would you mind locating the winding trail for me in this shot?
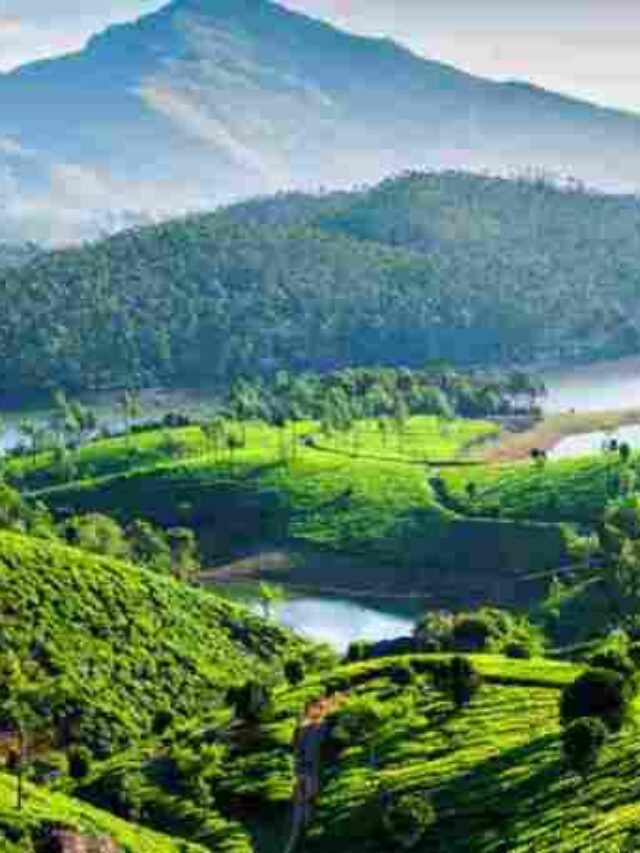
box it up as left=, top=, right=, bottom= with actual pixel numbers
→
left=285, top=694, right=346, bottom=853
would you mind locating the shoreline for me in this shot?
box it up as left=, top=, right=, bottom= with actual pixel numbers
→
left=481, top=408, right=640, bottom=463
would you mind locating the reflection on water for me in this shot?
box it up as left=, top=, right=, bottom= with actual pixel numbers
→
left=269, top=597, right=415, bottom=652
left=543, top=355, right=640, bottom=414
left=264, top=596, right=414, bottom=652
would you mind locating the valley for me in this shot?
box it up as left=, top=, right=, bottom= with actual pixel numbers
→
left=1, top=2, right=640, bottom=845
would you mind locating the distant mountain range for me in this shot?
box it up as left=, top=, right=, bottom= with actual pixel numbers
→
left=1, top=0, right=640, bottom=244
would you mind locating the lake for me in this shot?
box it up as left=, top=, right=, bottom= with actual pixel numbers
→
left=542, top=355, right=640, bottom=414
left=215, top=582, right=419, bottom=652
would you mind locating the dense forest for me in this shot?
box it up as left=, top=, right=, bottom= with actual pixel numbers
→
left=2, top=171, right=640, bottom=395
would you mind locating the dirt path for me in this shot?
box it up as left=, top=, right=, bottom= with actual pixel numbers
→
left=285, top=694, right=346, bottom=853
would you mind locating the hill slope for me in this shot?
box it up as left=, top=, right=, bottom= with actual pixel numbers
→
left=1, top=0, right=640, bottom=241
left=0, top=530, right=308, bottom=755
left=32, top=420, right=570, bottom=605
left=2, top=172, right=640, bottom=394
left=0, top=770, right=207, bottom=852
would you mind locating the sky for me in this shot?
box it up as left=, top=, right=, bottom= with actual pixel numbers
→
left=1, top=0, right=639, bottom=113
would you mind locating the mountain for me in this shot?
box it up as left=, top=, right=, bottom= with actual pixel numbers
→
left=1, top=0, right=640, bottom=243
left=2, top=171, right=640, bottom=394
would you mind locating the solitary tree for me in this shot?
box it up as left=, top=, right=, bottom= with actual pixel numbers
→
left=257, top=582, right=286, bottom=620
left=562, top=716, right=607, bottom=777
left=167, top=528, right=200, bottom=581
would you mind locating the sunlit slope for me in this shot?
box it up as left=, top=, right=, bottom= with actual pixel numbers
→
left=0, top=530, right=305, bottom=753
left=32, top=420, right=570, bottom=599
left=0, top=771, right=207, bottom=852
left=280, top=656, right=640, bottom=853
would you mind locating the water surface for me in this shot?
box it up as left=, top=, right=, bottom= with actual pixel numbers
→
left=270, top=596, right=415, bottom=652
left=543, top=355, right=640, bottom=414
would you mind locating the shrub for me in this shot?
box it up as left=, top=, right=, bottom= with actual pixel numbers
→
left=433, top=656, right=481, bottom=709
left=382, top=791, right=437, bottom=849
left=587, top=649, right=636, bottom=682
left=284, top=658, right=306, bottom=686
left=562, top=717, right=607, bottom=776
left=390, top=663, right=415, bottom=687
left=67, top=745, right=92, bottom=780
left=561, top=667, right=631, bottom=731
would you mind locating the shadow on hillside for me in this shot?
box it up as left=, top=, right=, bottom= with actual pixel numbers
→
left=431, top=732, right=567, bottom=850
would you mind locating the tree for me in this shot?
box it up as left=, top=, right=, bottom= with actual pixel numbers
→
left=432, top=656, right=481, bottom=709
left=227, top=681, right=273, bottom=724
left=530, top=447, right=547, bottom=469
left=0, top=655, right=53, bottom=810
left=202, top=416, right=229, bottom=462
left=561, top=667, right=631, bottom=732
left=126, top=519, right=171, bottom=573
left=66, top=513, right=130, bottom=560
left=562, top=717, right=607, bottom=776
left=382, top=792, right=436, bottom=850
left=620, top=442, right=633, bottom=464
left=120, top=390, right=141, bottom=439
left=587, top=649, right=636, bottom=682
left=257, top=582, right=286, bottom=620
left=167, top=528, right=200, bottom=581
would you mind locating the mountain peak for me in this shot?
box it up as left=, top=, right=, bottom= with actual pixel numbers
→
left=0, top=0, right=639, bottom=244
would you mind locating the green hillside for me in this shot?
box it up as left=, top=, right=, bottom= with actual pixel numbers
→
left=71, top=650, right=640, bottom=853
left=0, top=530, right=309, bottom=755
left=3, top=172, right=640, bottom=395
left=301, top=655, right=640, bottom=853
left=439, top=454, right=632, bottom=524
left=30, top=419, right=570, bottom=599
left=0, top=770, right=207, bottom=852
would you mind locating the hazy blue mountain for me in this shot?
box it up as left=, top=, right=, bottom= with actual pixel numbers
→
left=1, top=0, right=640, bottom=243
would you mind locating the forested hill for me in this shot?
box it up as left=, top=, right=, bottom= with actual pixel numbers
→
left=3, top=171, right=640, bottom=395
left=0, top=241, right=39, bottom=269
